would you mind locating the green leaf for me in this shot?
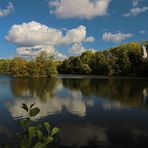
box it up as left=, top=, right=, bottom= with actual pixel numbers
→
left=30, top=103, right=35, bottom=109
left=21, top=103, right=28, bottom=112
left=32, top=142, right=44, bottom=148
left=43, top=136, right=53, bottom=145
left=44, top=122, right=50, bottom=133
left=36, top=130, right=43, bottom=141
left=28, top=126, right=36, bottom=138
left=18, top=119, right=30, bottom=131
left=51, top=127, right=60, bottom=136
left=29, top=107, right=40, bottom=117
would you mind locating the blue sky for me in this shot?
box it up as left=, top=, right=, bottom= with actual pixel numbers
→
left=0, top=0, right=148, bottom=59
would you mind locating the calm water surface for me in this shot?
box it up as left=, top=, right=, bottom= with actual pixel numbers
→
left=0, top=75, right=148, bottom=147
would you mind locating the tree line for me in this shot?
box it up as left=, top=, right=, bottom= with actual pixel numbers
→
left=58, top=41, right=148, bottom=77
left=0, top=52, right=58, bottom=77
left=0, top=41, right=148, bottom=77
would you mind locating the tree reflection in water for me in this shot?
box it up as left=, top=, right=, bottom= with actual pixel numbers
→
left=10, top=78, right=59, bottom=101
left=9, top=77, right=148, bottom=109
left=62, top=78, right=148, bottom=107
left=2, top=77, right=148, bottom=147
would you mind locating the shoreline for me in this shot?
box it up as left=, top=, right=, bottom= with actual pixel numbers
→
left=0, top=74, right=148, bottom=79
left=57, top=74, right=148, bottom=79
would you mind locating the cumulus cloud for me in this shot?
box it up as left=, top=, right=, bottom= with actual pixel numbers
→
left=6, top=22, right=94, bottom=46
left=123, top=6, right=148, bottom=17
left=62, top=25, right=90, bottom=44
left=85, top=36, right=95, bottom=42
left=123, top=0, right=147, bottom=17
left=102, top=32, right=134, bottom=42
left=16, top=45, right=55, bottom=57
left=5, top=21, right=63, bottom=46
left=69, top=43, right=95, bottom=55
left=16, top=45, right=67, bottom=60
left=6, top=21, right=94, bottom=59
left=139, top=30, right=146, bottom=34
left=0, top=2, right=14, bottom=17
left=132, top=0, right=141, bottom=7
left=54, top=51, right=68, bottom=60
left=49, top=0, right=111, bottom=19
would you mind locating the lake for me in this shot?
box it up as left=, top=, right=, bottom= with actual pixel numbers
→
left=0, top=75, right=148, bottom=148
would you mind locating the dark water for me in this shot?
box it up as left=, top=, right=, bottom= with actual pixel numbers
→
left=0, top=75, right=148, bottom=148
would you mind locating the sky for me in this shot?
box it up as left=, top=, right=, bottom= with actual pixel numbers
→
left=0, top=0, right=148, bottom=59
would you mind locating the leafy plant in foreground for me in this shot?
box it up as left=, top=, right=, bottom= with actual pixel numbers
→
left=17, top=103, right=60, bottom=148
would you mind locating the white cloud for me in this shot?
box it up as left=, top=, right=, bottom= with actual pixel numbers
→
left=123, top=6, right=148, bottom=17
left=0, top=2, right=14, bottom=17
left=5, top=21, right=63, bottom=46
left=16, top=45, right=55, bottom=57
left=49, top=0, right=111, bottom=19
left=102, top=32, right=134, bottom=42
left=54, top=51, right=68, bottom=60
left=123, top=0, right=147, bottom=17
left=69, top=43, right=95, bottom=55
left=132, top=0, right=145, bottom=7
left=69, top=43, right=87, bottom=55
left=16, top=45, right=67, bottom=60
left=62, top=25, right=88, bottom=44
left=6, top=21, right=94, bottom=46
left=6, top=21, right=94, bottom=59
left=85, top=36, right=95, bottom=42
left=132, top=0, right=141, bottom=7
left=139, top=30, right=146, bottom=34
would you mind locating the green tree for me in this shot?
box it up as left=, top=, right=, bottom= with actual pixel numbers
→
left=80, top=51, right=94, bottom=64
left=10, top=58, right=29, bottom=77
left=0, top=60, right=11, bottom=74
left=90, top=51, right=110, bottom=75
left=127, top=42, right=143, bottom=74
